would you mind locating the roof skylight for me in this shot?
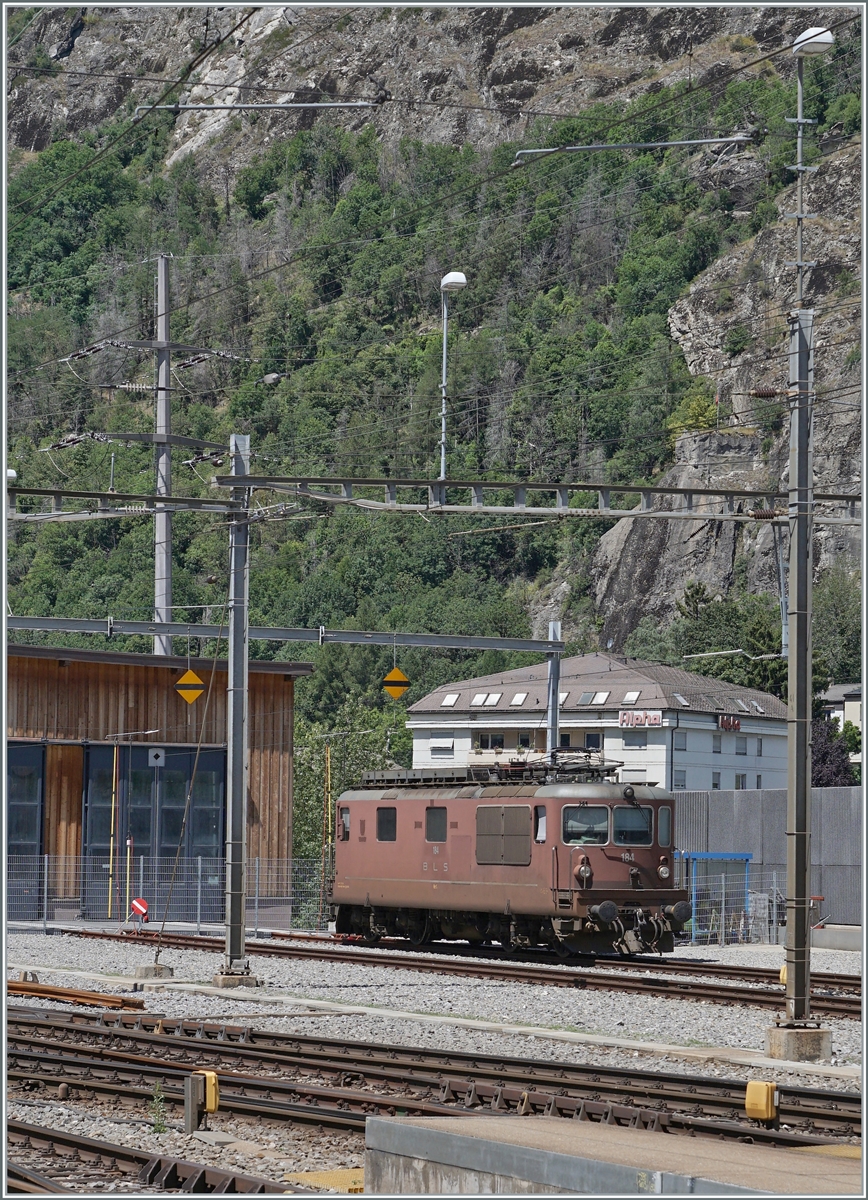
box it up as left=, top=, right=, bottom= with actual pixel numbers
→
left=672, top=692, right=691, bottom=707
left=751, top=700, right=765, bottom=714
left=440, top=693, right=459, bottom=708
left=591, top=690, right=610, bottom=705
left=483, top=692, right=502, bottom=706
left=470, top=693, right=487, bottom=707
left=622, top=690, right=641, bottom=705
left=578, top=691, right=595, bottom=705
left=510, top=692, right=528, bottom=706
left=735, top=698, right=750, bottom=713
left=559, top=691, right=569, bottom=705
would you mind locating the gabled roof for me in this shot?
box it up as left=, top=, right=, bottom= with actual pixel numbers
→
left=408, top=652, right=786, bottom=720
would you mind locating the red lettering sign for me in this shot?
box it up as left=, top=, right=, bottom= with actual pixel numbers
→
left=718, top=715, right=741, bottom=731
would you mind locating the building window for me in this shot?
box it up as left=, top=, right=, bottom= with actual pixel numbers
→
left=377, top=807, right=397, bottom=842
left=584, top=732, right=601, bottom=751
left=756, top=775, right=762, bottom=789
left=735, top=736, right=747, bottom=756
left=533, top=806, right=546, bottom=843
left=477, top=733, right=504, bottom=751
left=559, top=733, right=571, bottom=749
left=430, top=734, right=455, bottom=759
left=712, top=771, right=721, bottom=790
left=517, top=731, right=531, bottom=749
left=623, top=730, right=647, bottom=749
left=712, top=734, right=721, bottom=754
left=7, top=744, right=45, bottom=857
left=426, top=807, right=447, bottom=842
left=756, top=737, right=763, bottom=757
left=673, top=769, right=687, bottom=789
left=673, top=730, right=687, bottom=751
left=735, top=773, right=747, bottom=790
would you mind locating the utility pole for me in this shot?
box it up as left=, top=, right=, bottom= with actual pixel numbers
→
left=546, top=620, right=562, bottom=760
left=766, top=25, right=834, bottom=1062
left=215, top=433, right=256, bottom=986
left=154, top=254, right=172, bottom=655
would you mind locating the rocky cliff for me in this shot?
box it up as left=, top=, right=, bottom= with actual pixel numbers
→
left=593, top=137, right=861, bottom=648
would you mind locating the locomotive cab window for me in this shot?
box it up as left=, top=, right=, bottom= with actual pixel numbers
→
left=533, top=805, right=546, bottom=842
left=377, top=807, right=397, bottom=842
left=562, top=806, right=608, bottom=845
left=426, top=806, right=447, bottom=842
left=339, top=807, right=350, bottom=841
left=658, top=806, right=671, bottom=847
left=613, top=805, right=653, bottom=846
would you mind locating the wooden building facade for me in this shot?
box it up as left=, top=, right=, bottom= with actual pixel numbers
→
left=7, top=645, right=313, bottom=867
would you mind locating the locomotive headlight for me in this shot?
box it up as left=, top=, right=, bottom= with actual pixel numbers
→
left=574, top=856, right=593, bottom=883
left=578, top=864, right=592, bottom=880
left=657, top=856, right=671, bottom=881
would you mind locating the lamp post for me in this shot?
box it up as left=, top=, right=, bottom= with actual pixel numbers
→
left=766, top=24, right=834, bottom=1063
left=439, top=271, right=467, bottom=481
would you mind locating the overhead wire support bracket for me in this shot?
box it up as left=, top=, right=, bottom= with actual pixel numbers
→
left=511, top=134, right=754, bottom=167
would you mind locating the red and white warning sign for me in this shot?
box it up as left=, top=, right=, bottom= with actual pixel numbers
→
left=131, top=897, right=149, bottom=921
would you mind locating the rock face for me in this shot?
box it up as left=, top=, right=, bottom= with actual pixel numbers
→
left=7, top=4, right=847, bottom=181
left=594, top=137, right=861, bottom=648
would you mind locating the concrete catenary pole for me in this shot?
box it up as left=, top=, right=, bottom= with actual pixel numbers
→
left=154, top=254, right=172, bottom=655
left=222, top=433, right=251, bottom=978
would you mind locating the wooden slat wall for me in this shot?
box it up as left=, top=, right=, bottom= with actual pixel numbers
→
left=44, top=744, right=83, bottom=894
left=8, top=655, right=297, bottom=861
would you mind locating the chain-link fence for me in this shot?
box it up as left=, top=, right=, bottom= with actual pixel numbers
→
left=677, top=856, right=812, bottom=946
left=7, top=856, right=329, bottom=933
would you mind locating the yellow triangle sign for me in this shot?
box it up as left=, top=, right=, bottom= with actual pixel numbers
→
left=383, top=667, right=410, bottom=699
left=175, top=668, right=205, bottom=705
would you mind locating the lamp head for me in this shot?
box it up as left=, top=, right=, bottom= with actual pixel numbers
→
left=440, top=271, right=467, bottom=292
left=792, top=27, right=834, bottom=56
left=7, top=469, right=17, bottom=482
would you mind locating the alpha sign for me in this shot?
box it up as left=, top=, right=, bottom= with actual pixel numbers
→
left=718, top=714, right=742, bottom=731
left=619, top=710, right=662, bottom=727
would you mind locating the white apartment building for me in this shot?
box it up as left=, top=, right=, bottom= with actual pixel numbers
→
left=406, top=653, right=787, bottom=792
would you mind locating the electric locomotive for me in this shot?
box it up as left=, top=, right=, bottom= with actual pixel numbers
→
left=328, top=756, right=691, bottom=955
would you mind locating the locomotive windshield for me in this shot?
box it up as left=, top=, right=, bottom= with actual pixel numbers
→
left=613, top=805, right=653, bottom=846
left=562, top=805, right=609, bottom=844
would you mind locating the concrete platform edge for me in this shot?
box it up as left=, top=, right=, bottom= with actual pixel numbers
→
left=364, top=1118, right=768, bottom=1195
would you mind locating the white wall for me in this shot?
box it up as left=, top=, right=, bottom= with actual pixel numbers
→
left=409, top=714, right=787, bottom=790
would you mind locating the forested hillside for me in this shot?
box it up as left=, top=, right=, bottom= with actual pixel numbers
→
left=7, top=9, right=861, bottom=843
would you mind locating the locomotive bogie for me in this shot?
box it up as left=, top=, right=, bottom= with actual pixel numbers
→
left=329, top=777, right=691, bottom=955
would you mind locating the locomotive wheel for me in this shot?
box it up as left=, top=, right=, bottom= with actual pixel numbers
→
left=408, top=916, right=433, bottom=946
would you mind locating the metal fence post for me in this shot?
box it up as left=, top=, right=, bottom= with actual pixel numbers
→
left=719, top=872, right=726, bottom=948
left=196, top=856, right=202, bottom=936
left=254, top=857, right=260, bottom=940
left=139, top=856, right=144, bottom=900
left=43, top=854, right=49, bottom=934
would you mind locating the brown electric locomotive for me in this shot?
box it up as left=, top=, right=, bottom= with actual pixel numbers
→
left=328, top=759, right=692, bottom=955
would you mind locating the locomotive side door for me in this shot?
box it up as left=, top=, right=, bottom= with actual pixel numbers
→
left=421, top=805, right=448, bottom=884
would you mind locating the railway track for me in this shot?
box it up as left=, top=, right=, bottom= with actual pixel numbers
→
left=8, top=1006, right=860, bottom=1148
left=6, top=1119, right=300, bottom=1193
left=274, top=931, right=863, bottom=992
left=66, top=929, right=862, bottom=1018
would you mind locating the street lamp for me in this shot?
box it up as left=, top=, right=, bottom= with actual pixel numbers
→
left=439, top=271, right=467, bottom=481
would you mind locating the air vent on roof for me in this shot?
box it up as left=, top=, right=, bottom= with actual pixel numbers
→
left=470, top=693, right=487, bottom=706
left=672, top=693, right=691, bottom=707
left=591, top=690, right=610, bottom=705
left=751, top=700, right=765, bottom=714
left=735, top=698, right=750, bottom=713
left=484, top=692, right=502, bottom=706
left=440, top=693, right=459, bottom=708
left=510, top=692, right=528, bottom=706
left=578, top=691, right=595, bottom=705
left=622, top=690, right=640, bottom=705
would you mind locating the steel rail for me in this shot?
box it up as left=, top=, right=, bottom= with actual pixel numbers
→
left=66, top=929, right=862, bottom=1018
left=6, top=1162, right=71, bottom=1195
left=7, top=980, right=145, bottom=1009
left=6, top=1119, right=299, bottom=1193
left=272, top=931, right=863, bottom=992
left=9, top=1008, right=860, bottom=1138
left=6, top=1023, right=855, bottom=1149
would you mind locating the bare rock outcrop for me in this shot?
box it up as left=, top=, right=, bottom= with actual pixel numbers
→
left=593, top=138, right=861, bottom=648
